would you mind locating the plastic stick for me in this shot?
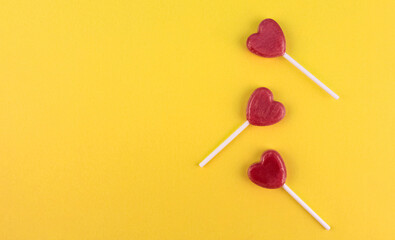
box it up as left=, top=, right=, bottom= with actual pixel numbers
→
left=199, top=121, right=250, bottom=167
left=283, top=53, right=339, bottom=100
left=282, top=183, right=330, bottom=230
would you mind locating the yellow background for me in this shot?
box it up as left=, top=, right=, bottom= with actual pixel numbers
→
left=1, top=0, right=394, bottom=239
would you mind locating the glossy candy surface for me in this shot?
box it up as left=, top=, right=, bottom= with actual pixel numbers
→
left=248, top=150, right=287, bottom=189
left=246, top=88, right=285, bottom=126
left=247, top=19, right=286, bottom=58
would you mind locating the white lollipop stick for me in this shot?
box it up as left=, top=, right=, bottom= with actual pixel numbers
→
left=282, top=184, right=330, bottom=230
left=283, top=53, right=339, bottom=100
left=199, top=121, right=250, bottom=167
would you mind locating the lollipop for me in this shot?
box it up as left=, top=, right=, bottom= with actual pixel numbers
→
left=248, top=150, right=330, bottom=230
left=247, top=19, right=339, bottom=99
left=199, top=88, right=285, bottom=167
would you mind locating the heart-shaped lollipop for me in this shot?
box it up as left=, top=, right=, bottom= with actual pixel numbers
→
left=247, top=19, right=286, bottom=58
left=247, top=19, right=339, bottom=99
left=199, top=87, right=284, bottom=167
left=248, top=150, right=286, bottom=189
left=248, top=150, right=330, bottom=230
left=247, top=88, right=285, bottom=126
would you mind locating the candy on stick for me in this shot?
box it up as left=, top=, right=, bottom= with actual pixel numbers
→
left=248, top=150, right=331, bottom=230
left=247, top=19, right=339, bottom=100
left=199, top=88, right=285, bottom=167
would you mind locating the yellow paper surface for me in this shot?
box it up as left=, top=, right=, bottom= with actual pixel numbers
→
left=1, top=1, right=394, bottom=239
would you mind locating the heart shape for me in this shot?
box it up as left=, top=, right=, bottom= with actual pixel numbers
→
left=248, top=150, right=287, bottom=189
left=246, top=87, right=285, bottom=126
left=246, top=19, right=286, bottom=58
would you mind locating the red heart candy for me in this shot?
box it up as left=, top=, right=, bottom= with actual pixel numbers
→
left=248, top=150, right=287, bottom=189
left=246, top=19, right=286, bottom=58
left=246, top=88, right=285, bottom=126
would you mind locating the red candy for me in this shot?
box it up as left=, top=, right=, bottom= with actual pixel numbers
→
left=248, top=150, right=287, bottom=189
left=246, top=88, right=285, bottom=126
left=246, top=19, right=286, bottom=58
